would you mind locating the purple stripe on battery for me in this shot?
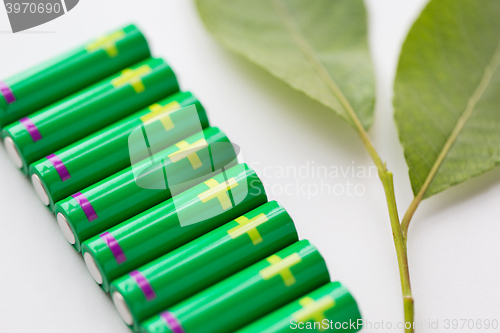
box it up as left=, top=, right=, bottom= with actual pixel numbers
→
left=160, top=312, right=185, bottom=333
left=19, top=117, right=42, bottom=142
left=71, top=192, right=98, bottom=222
left=47, top=154, right=71, bottom=181
left=100, top=232, right=127, bottom=264
left=0, top=81, right=16, bottom=104
left=130, top=270, right=156, bottom=301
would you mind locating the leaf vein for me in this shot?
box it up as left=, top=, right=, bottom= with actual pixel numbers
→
left=271, top=0, right=360, bottom=130
left=417, top=37, right=500, bottom=199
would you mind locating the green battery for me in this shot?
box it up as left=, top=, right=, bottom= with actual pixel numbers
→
left=0, top=24, right=150, bottom=129
left=236, top=282, right=362, bottom=333
left=140, top=240, right=330, bottom=333
left=29, top=91, right=208, bottom=211
left=108, top=200, right=293, bottom=329
left=81, top=162, right=267, bottom=292
left=3, top=57, right=179, bottom=174
left=55, top=127, right=237, bottom=252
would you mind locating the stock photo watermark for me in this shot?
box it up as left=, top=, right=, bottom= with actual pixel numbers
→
left=289, top=318, right=499, bottom=331
left=250, top=161, right=378, bottom=199
left=126, top=104, right=379, bottom=227
left=3, top=0, right=79, bottom=32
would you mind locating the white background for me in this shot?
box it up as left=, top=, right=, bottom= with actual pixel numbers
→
left=1, top=1, right=499, bottom=332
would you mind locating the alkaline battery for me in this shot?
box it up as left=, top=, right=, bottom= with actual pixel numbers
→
left=236, top=282, right=362, bottom=333
left=109, top=200, right=296, bottom=329
left=0, top=24, right=150, bottom=129
left=29, top=91, right=208, bottom=211
left=140, top=240, right=330, bottom=333
left=3, top=57, right=179, bottom=173
left=82, top=163, right=267, bottom=292
left=55, top=127, right=237, bottom=252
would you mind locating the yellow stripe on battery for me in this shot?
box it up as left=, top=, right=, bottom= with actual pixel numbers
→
left=198, top=178, right=239, bottom=210
left=259, top=253, right=302, bottom=287
left=140, top=101, right=182, bottom=131
left=85, top=31, right=126, bottom=57
left=111, top=65, right=152, bottom=93
left=293, top=296, right=336, bottom=331
left=168, top=139, right=208, bottom=169
left=228, top=213, right=268, bottom=245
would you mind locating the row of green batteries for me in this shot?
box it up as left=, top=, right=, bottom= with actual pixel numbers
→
left=1, top=24, right=363, bottom=332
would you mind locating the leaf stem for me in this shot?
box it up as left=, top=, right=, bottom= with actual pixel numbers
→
left=401, top=193, right=423, bottom=241
left=358, top=123, right=414, bottom=333
left=354, top=114, right=415, bottom=333
left=272, top=1, right=414, bottom=330
left=379, top=169, right=414, bottom=333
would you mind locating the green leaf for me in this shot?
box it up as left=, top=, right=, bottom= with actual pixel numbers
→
left=394, top=0, right=500, bottom=199
left=196, top=0, right=375, bottom=130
